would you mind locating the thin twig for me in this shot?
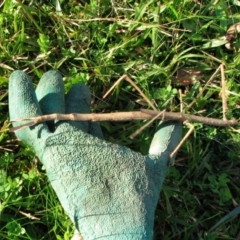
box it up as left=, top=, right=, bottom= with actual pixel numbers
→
left=170, top=121, right=194, bottom=159
left=103, top=74, right=157, bottom=110
left=19, top=211, right=40, bottom=220
left=187, top=65, right=221, bottom=109
left=129, top=110, right=165, bottom=139
left=9, top=110, right=239, bottom=132
left=200, top=50, right=223, bottom=64
left=125, top=75, right=157, bottom=110
left=179, top=89, right=183, bottom=113
left=230, top=127, right=240, bottom=133
left=220, top=64, right=227, bottom=120
left=103, top=75, right=125, bottom=99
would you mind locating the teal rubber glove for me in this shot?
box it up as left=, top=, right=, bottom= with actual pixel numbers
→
left=9, top=70, right=182, bottom=240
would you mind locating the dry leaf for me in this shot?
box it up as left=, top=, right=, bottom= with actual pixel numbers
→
left=174, top=69, right=202, bottom=85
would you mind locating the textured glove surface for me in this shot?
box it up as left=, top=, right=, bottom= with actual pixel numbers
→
left=9, top=70, right=182, bottom=240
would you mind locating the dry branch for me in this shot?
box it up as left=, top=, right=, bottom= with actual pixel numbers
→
left=141, top=109, right=238, bottom=126
left=9, top=109, right=239, bottom=132
left=103, top=74, right=157, bottom=110
left=220, top=64, right=228, bottom=120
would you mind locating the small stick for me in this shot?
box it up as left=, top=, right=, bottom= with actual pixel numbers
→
left=19, top=210, right=40, bottom=220
left=170, top=121, right=194, bottom=159
left=9, top=110, right=239, bottom=132
left=200, top=50, right=223, bottom=64
left=129, top=110, right=165, bottom=139
left=220, top=64, right=227, bottom=120
left=103, top=74, right=157, bottom=110
left=179, top=88, right=183, bottom=113
left=103, top=75, right=125, bottom=99
left=187, top=65, right=221, bottom=109
left=230, top=127, right=240, bottom=133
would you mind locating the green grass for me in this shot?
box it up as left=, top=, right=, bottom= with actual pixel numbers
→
left=1, top=0, right=240, bottom=239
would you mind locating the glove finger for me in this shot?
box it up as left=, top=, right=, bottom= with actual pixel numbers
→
left=146, top=121, right=182, bottom=201
left=35, top=70, right=65, bottom=114
left=9, top=70, right=49, bottom=156
left=88, top=122, right=104, bottom=139
left=55, top=83, right=91, bottom=133
left=35, top=70, right=65, bottom=131
left=148, top=121, right=182, bottom=163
